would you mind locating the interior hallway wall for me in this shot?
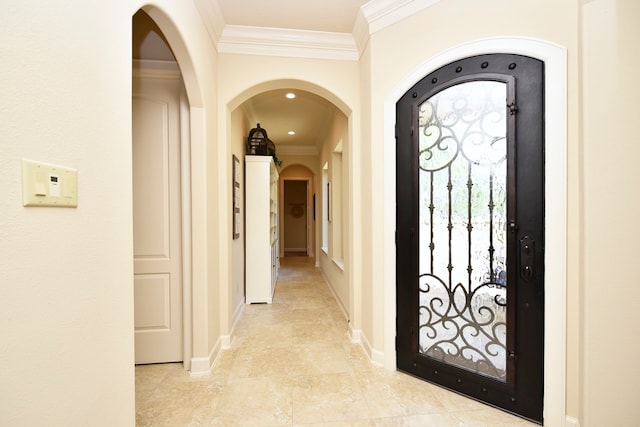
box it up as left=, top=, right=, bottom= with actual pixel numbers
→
left=581, top=1, right=640, bottom=425
left=230, top=108, right=250, bottom=328
left=0, top=1, right=219, bottom=424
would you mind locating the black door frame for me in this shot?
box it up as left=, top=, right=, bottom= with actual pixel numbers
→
left=396, top=53, right=545, bottom=423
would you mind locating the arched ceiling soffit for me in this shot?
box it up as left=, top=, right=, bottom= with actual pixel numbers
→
left=230, top=80, right=349, bottom=153
left=139, top=6, right=204, bottom=107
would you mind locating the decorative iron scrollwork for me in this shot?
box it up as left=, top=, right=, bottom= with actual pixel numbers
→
left=417, top=80, right=508, bottom=381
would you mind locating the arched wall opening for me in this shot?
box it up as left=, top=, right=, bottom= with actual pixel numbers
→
left=132, top=5, right=209, bottom=374
left=279, top=164, right=315, bottom=260
left=225, top=78, right=358, bottom=339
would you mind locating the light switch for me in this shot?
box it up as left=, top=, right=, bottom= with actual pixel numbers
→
left=22, top=159, right=78, bottom=207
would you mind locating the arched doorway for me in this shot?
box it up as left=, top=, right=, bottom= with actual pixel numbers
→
left=383, top=38, right=568, bottom=425
left=226, top=80, right=358, bottom=335
left=280, top=165, right=315, bottom=259
left=131, top=7, right=206, bottom=372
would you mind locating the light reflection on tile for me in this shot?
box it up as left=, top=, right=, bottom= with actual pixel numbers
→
left=136, top=256, right=538, bottom=427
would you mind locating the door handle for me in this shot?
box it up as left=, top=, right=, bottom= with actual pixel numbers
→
left=520, top=236, right=535, bottom=282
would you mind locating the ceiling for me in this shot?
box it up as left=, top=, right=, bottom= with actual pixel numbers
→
left=135, top=1, right=373, bottom=154
left=242, top=89, right=341, bottom=153
left=216, top=0, right=369, bottom=33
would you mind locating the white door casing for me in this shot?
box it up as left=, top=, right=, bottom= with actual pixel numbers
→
left=133, top=73, right=183, bottom=364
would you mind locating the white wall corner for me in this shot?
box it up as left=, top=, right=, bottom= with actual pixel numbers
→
left=566, top=416, right=580, bottom=427
left=352, top=8, right=370, bottom=57
left=192, top=0, right=226, bottom=48
left=190, top=337, right=223, bottom=377
left=218, top=25, right=359, bottom=61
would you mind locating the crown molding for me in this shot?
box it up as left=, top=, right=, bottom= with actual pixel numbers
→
left=353, top=0, right=442, bottom=54
left=361, top=0, right=442, bottom=34
left=352, top=8, right=371, bottom=57
left=277, top=145, right=319, bottom=156
left=218, top=25, right=359, bottom=61
left=193, top=0, right=225, bottom=47
left=192, top=0, right=443, bottom=60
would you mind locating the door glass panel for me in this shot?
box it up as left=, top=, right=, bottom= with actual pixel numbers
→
left=418, top=81, right=508, bottom=381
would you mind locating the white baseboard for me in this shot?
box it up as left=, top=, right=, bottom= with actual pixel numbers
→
left=566, top=416, right=580, bottom=427
left=357, top=330, right=384, bottom=367
left=220, top=298, right=245, bottom=350
left=189, top=337, right=222, bottom=377
left=349, top=326, right=362, bottom=343
left=192, top=299, right=245, bottom=375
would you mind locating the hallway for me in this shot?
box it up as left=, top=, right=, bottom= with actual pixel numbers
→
left=135, top=257, right=535, bottom=426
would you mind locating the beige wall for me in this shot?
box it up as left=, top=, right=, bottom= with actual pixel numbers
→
left=230, top=108, right=249, bottom=328
left=0, top=0, right=219, bottom=424
left=582, top=1, right=640, bottom=425
left=318, top=112, right=350, bottom=314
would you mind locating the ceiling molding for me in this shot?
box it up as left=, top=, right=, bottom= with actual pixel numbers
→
left=361, top=0, right=442, bottom=35
left=192, top=0, right=443, bottom=60
left=193, top=0, right=225, bottom=47
left=352, top=8, right=371, bottom=56
left=277, top=145, right=319, bottom=156
left=353, top=0, right=443, bottom=55
left=218, top=25, right=359, bottom=61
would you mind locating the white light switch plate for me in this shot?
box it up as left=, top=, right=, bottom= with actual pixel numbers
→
left=22, top=159, right=77, bottom=207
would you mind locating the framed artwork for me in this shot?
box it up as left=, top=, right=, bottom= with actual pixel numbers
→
left=232, top=155, right=241, bottom=239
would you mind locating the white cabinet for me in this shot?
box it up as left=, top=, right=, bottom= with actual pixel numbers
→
left=245, top=155, right=279, bottom=303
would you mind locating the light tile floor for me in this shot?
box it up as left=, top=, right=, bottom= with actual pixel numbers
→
left=136, top=256, right=538, bottom=426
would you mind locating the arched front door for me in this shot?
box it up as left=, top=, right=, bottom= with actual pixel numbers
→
left=396, top=54, right=544, bottom=423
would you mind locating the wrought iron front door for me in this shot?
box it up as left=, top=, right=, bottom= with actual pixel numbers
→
left=396, top=54, right=544, bottom=423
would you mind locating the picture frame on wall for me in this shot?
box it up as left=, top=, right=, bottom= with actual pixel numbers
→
left=232, top=155, right=240, bottom=239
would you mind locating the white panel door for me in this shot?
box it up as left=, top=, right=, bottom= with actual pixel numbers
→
left=132, top=76, right=183, bottom=364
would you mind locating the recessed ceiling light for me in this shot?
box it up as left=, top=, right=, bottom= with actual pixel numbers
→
left=285, top=92, right=296, bottom=99
left=288, top=131, right=296, bottom=135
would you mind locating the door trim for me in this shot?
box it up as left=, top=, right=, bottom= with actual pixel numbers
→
left=179, top=88, right=193, bottom=372
left=381, top=38, right=567, bottom=425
